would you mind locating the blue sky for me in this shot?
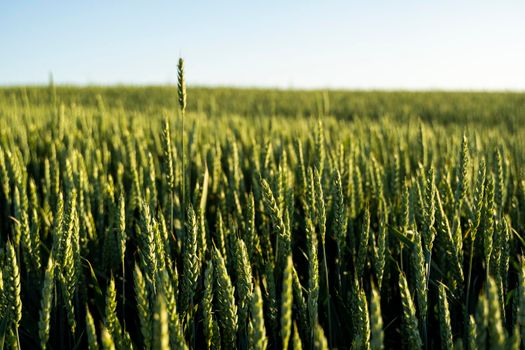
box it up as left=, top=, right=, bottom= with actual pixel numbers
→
left=1, top=1, right=524, bottom=89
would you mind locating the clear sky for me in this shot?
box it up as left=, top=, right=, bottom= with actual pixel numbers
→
left=1, top=0, right=524, bottom=90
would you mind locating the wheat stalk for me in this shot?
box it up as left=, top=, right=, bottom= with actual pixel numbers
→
left=213, top=247, right=238, bottom=348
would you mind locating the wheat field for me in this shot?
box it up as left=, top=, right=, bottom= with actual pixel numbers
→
left=0, top=63, right=525, bottom=349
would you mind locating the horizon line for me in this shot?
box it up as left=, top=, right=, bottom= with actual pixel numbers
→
left=1, top=83, right=524, bottom=94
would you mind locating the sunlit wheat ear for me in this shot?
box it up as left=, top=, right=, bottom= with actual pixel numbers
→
left=314, top=168, right=326, bottom=244
left=399, top=273, right=422, bottom=349
left=55, top=189, right=78, bottom=337
left=400, top=183, right=410, bottom=235
left=421, top=168, right=435, bottom=266
left=314, top=119, right=325, bottom=177
left=435, top=188, right=464, bottom=288
left=374, top=204, right=387, bottom=289
left=5, top=241, right=22, bottom=340
left=454, top=134, right=469, bottom=207
left=370, top=283, right=383, bottom=350
left=178, top=56, right=187, bottom=210
left=138, top=201, right=158, bottom=291
left=471, top=159, right=486, bottom=240
left=153, top=294, right=170, bottom=350
left=371, top=154, right=385, bottom=205
left=411, top=230, right=427, bottom=328
left=134, top=264, right=152, bottom=349
left=353, top=284, right=370, bottom=348
left=509, top=325, right=521, bottom=350
left=162, top=115, right=175, bottom=232
left=483, top=175, right=495, bottom=271
left=14, top=184, right=32, bottom=274
left=28, top=179, right=41, bottom=270
left=101, top=324, right=116, bottom=350
left=86, top=306, right=99, bottom=350
left=437, top=283, right=453, bottom=350
left=260, top=176, right=288, bottom=272
left=162, top=116, right=175, bottom=192
left=116, top=192, right=126, bottom=261
left=159, top=269, right=186, bottom=350
left=305, top=216, right=319, bottom=340
left=467, top=315, right=477, bottom=350
left=486, top=277, right=506, bottom=349
left=281, top=255, right=293, bottom=350
left=180, top=204, right=198, bottom=316
left=475, top=289, right=489, bottom=349
left=314, top=165, right=332, bottom=347
left=249, top=284, right=268, bottom=350
left=313, top=323, right=329, bottom=350
left=245, top=191, right=257, bottom=259
left=213, top=247, right=238, bottom=348
left=234, top=237, right=253, bottom=335
left=292, top=322, right=303, bottom=350
left=202, top=260, right=215, bottom=349
left=63, top=208, right=79, bottom=335
left=38, top=255, right=55, bottom=350
left=178, top=58, right=187, bottom=113
left=104, top=276, right=125, bottom=348
left=332, top=169, right=347, bottom=261
left=292, top=267, right=309, bottom=342
left=493, top=148, right=504, bottom=217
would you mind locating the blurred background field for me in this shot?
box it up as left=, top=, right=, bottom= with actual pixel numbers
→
left=1, top=87, right=524, bottom=128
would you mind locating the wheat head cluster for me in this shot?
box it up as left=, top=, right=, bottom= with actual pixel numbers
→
left=0, top=60, right=525, bottom=349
